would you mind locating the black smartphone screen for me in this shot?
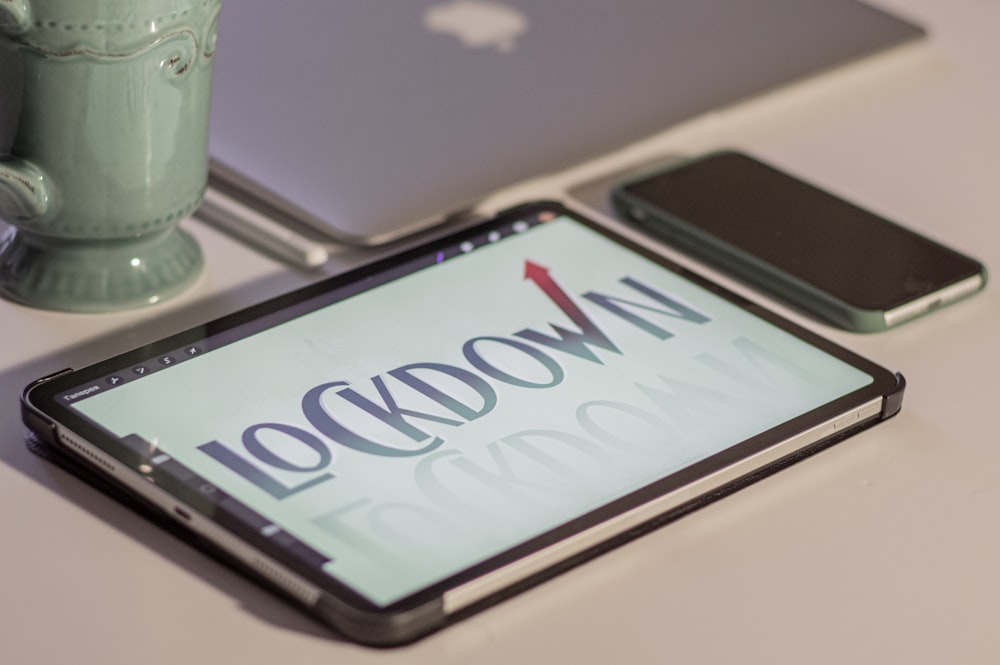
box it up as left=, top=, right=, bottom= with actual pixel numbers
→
left=617, top=151, right=984, bottom=326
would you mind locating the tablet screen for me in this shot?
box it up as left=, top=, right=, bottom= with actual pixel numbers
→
left=53, top=206, right=875, bottom=607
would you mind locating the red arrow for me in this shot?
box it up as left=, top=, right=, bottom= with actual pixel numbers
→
left=519, top=261, right=620, bottom=362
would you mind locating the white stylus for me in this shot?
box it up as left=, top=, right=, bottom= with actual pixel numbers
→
left=196, top=187, right=330, bottom=269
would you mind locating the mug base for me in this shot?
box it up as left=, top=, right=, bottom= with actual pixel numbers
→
left=0, top=226, right=204, bottom=313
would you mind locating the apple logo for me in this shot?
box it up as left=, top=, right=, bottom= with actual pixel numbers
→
left=423, top=1, right=529, bottom=54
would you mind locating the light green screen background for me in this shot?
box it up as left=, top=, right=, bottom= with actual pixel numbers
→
left=76, top=217, right=871, bottom=606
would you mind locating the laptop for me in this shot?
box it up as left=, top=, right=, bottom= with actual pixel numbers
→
left=208, top=0, right=923, bottom=246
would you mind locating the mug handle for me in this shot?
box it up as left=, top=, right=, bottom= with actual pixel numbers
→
left=0, top=157, right=51, bottom=222
left=0, top=1, right=32, bottom=34
left=1, top=4, right=47, bottom=222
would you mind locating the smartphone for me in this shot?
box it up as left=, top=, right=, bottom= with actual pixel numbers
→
left=22, top=201, right=904, bottom=646
left=611, top=150, right=987, bottom=332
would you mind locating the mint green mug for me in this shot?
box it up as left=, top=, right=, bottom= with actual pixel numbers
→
left=0, top=0, right=221, bottom=312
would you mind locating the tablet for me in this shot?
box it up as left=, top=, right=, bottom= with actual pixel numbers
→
left=22, top=201, right=905, bottom=646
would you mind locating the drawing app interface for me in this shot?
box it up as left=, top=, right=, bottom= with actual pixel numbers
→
left=68, top=214, right=873, bottom=605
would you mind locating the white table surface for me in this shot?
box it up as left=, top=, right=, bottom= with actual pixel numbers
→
left=2, top=0, right=998, bottom=661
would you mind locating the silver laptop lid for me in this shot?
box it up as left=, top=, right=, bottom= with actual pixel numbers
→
left=208, top=1, right=922, bottom=245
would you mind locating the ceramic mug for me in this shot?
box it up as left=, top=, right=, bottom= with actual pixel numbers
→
left=0, top=0, right=221, bottom=312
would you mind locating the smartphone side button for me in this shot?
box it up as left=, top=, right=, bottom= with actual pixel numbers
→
left=628, top=205, right=649, bottom=222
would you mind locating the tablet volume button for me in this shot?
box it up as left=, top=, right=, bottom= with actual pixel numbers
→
left=833, top=409, right=863, bottom=431
left=835, top=401, right=882, bottom=431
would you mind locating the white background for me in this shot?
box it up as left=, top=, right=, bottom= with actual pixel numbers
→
left=1, top=0, right=998, bottom=661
